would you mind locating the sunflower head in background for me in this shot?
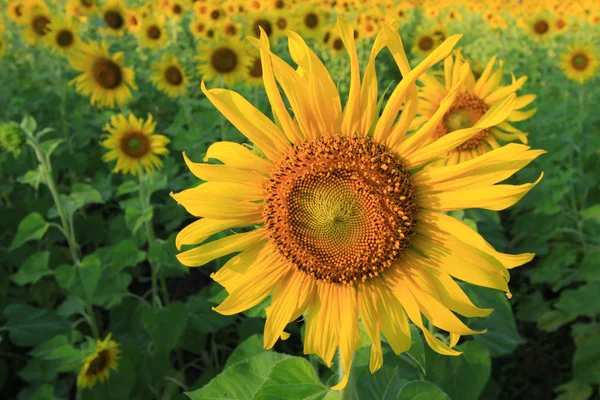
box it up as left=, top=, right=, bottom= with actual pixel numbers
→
left=77, top=334, right=120, bottom=389
left=150, top=54, right=188, bottom=97
left=45, top=16, right=80, bottom=55
left=244, top=52, right=264, bottom=87
left=101, top=113, right=170, bottom=176
left=291, top=3, right=329, bottom=39
left=101, top=0, right=126, bottom=35
left=137, top=15, right=167, bottom=49
left=68, top=41, right=136, bottom=109
left=171, top=17, right=544, bottom=390
left=412, top=49, right=537, bottom=165
left=197, top=35, right=251, bottom=87
left=7, top=0, right=28, bottom=24
left=124, top=8, right=141, bottom=33
left=560, top=44, right=599, bottom=84
left=22, top=3, right=52, bottom=45
left=68, top=0, right=96, bottom=16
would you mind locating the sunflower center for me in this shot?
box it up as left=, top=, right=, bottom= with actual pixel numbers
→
left=332, top=38, right=343, bottom=50
left=304, top=13, right=319, bottom=29
left=276, top=17, right=287, bottom=29
left=211, top=48, right=238, bottom=73
left=173, top=4, right=182, bottom=14
left=252, top=18, right=273, bottom=37
left=56, top=29, right=74, bottom=47
left=249, top=57, right=263, bottom=78
left=15, top=4, right=23, bottom=16
left=210, top=10, right=220, bottom=20
left=437, top=92, right=490, bottom=151
left=264, top=136, right=417, bottom=285
left=418, top=36, right=434, bottom=51
left=533, top=19, right=549, bottom=34
left=165, top=66, right=183, bottom=85
left=85, top=350, right=111, bottom=376
left=275, top=0, right=284, bottom=9
left=120, top=131, right=150, bottom=158
left=571, top=53, right=589, bottom=70
left=92, top=59, right=122, bottom=89
left=81, top=0, right=93, bottom=8
left=104, top=10, right=124, bottom=29
left=224, top=24, right=237, bottom=35
left=147, top=25, right=161, bottom=39
left=32, top=15, right=50, bottom=36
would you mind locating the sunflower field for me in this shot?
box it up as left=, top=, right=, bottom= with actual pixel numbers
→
left=0, top=0, right=599, bottom=399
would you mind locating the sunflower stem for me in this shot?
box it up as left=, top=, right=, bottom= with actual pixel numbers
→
left=86, top=305, right=100, bottom=339
left=138, top=170, right=161, bottom=308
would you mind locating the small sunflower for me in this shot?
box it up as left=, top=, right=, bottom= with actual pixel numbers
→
left=189, top=16, right=213, bottom=39
left=69, top=0, right=95, bottom=15
left=220, top=18, right=242, bottom=37
left=101, top=113, right=169, bottom=175
left=292, top=5, right=328, bottom=38
left=413, top=50, right=537, bottom=165
left=151, top=54, right=188, bottom=97
left=245, top=53, right=263, bottom=87
left=560, top=44, right=599, bottom=84
left=273, top=11, right=290, bottom=35
left=7, top=1, right=27, bottom=24
left=68, top=41, right=136, bottom=109
left=412, top=30, right=443, bottom=58
left=77, top=334, right=120, bottom=389
left=124, top=8, right=141, bottom=33
left=22, top=8, right=52, bottom=45
left=167, top=0, right=186, bottom=19
left=171, top=18, right=543, bottom=390
left=138, top=16, right=167, bottom=49
left=247, top=13, right=278, bottom=42
left=101, top=0, right=127, bottom=35
left=45, top=17, right=79, bottom=55
left=527, top=16, right=552, bottom=40
left=197, top=36, right=251, bottom=87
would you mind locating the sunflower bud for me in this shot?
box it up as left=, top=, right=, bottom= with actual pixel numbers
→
left=0, top=121, right=25, bottom=157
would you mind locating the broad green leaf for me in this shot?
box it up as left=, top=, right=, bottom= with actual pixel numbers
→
left=406, top=324, right=426, bottom=374
left=125, top=207, right=153, bottom=234
left=111, top=239, right=145, bottom=273
left=463, top=284, right=525, bottom=356
left=2, top=304, right=69, bottom=347
left=186, top=352, right=291, bottom=400
left=142, top=302, right=188, bottom=352
left=78, top=255, right=102, bottom=301
left=516, top=291, right=550, bottom=323
left=20, top=115, right=37, bottom=134
left=555, top=284, right=600, bottom=317
left=91, top=272, right=132, bottom=309
left=40, top=138, right=65, bottom=159
left=354, top=366, right=410, bottom=400
left=254, top=358, right=331, bottom=400
left=573, top=332, right=600, bottom=384
left=10, top=212, right=49, bottom=251
left=18, top=358, right=61, bottom=383
left=11, top=251, right=52, bottom=286
left=29, top=383, right=58, bottom=400
left=49, top=184, right=106, bottom=219
left=397, top=381, right=450, bottom=400
left=30, top=335, right=82, bottom=372
left=56, top=296, right=86, bottom=317
left=555, top=381, right=593, bottom=400
left=18, top=166, right=45, bottom=189
left=580, top=249, right=600, bottom=283
left=424, top=341, right=491, bottom=400
left=186, top=294, right=234, bottom=335
left=116, top=180, right=139, bottom=197
left=226, top=335, right=269, bottom=368
left=531, top=246, right=577, bottom=286
left=580, top=204, right=600, bottom=224
left=537, top=310, right=577, bottom=332
left=145, top=172, right=168, bottom=197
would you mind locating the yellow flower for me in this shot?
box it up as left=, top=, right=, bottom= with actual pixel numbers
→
left=246, top=13, right=279, bottom=42
left=68, top=0, right=96, bottom=15
left=197, top=36, right=251, bottom=87
left=124, top=8, right=141, bottom=33
left=22, top=7, right=52, bottom=45
left=45, top=17, right=80, bottom=55
left=100, top=0, right=126, bottom=35
left=137, top=16, right=167, bottom=49
left=7, top=1, right=28, bottom=24
left=77, top=334, right=120, bottom=389
left=150, top=54, right=188, bottom=97
left=167, top=0, right=186, bottom=19
left=171, top=18, right=543, bottom=390
left=525, top=16, right=552, bottom=40
left=560, top=44, right=599, bottom=84
left=101, top=113, right=169, bottom=175
left=412, top=30, right=443, bottom=58
left=291, top=4, right=328, bottom=38
left=68, top=41, right=136, bottom=109
left=413, top=50, right=536, bottom=165
left=189, top=16, right=214, bottom=39
left=244, top=53, right=263, bottom=87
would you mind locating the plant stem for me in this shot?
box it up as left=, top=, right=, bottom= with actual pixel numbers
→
left=86, top=305, right=100, bottom=339
left=138, top=170, right=162, bottom=308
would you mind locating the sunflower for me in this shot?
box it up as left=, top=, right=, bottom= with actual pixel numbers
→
left=245, top=53, right=263, bottom=87
left=68, top=41, right=136, bottom=109
left=447, top=8, right=463, bottom=22
left=527, top=16, right=552, bottom=40
left=138, top=16, right=167, bottom=49
left=124, top=8, right=141, bottom=33
left=7, top=1, right=27, bottom=24
left=171, top=18, right=543, bottom=390
left=101, top=113, right=169, bottom=175
left=45, top=17, right=79, bottom=55
left=151, top=54, right=188, bottom=97
left=77, top=334, right=120, bottom=389
left=413, top=50, right=537, bottom=165
left=197, top=36, right=251, bottom=86
left=412, top=30, right=443, bottom=58
left=327, top=32, right=346, bottom=57
left=189, top=17, right=214, bottom=39
left=220, top=18, right=242, bottom=37
left=292, top=4, right=328, bottom=38
left=247, top=13, right=278, bottom=42
left=101, top=0, right=127, bottom=35
left=22, top=7, right=52, bottom=45
left=167, top=0, right=186, bottom=19
left=560, top=44, right=599, bottom=84
left=69, top=0, right=95, bottom=15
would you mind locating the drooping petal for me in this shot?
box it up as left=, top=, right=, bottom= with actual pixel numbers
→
left=211, top=243, right=268, bottom=292
left=331, top=284, right=360, bottom=391
left=170, top=190, right=263, bottom=219
left=358, top=281, right=383, bottom=373
left=183, top=153, right=267, bottom=185
left=204, top=141, right=273, bottom=174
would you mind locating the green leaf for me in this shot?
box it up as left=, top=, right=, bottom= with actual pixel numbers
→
left=406, top=324, right=426, bottom=374
left=18, top=166, right=45, bottom=189
left=186, top=352, right=291, bottom=400
left=40, top=138, right=65, bottom=159
left=354, top=366, right=410, bottom=400
left=91, top=272, right=132, bottom=309
left=254, top=358, right=331, bottom=400
left=580, top=204, right=600, bottom=224
left=56, top=296, right=86, bottom=317
left=555, top=381, right=593, bottom=400
left=225, top=335, right=269, bottom=368
left=580, top=249, right=600, bottom=283
left=29, top=384, right=58, bottom=400
left=116, top=180, right=139, bottom=197
left=573, top=332, right=600, bottom=384
left=463, top=284, right=525, bottom=356
left=186, top=294, right=234, bottom=335
left=78, top=255, right=102, bottom=301
left=125, top=207, right=153, bottom=234
left=30, top=335, right=82, bottom=372
left=555, top=284, right=600, bottom=317
left=145, top=172, right=168, bottom=197
left=10, top=212, right=49, bottom=251
left=142, top=302, right=188, bottom=352
left=537, top=310, right=577, bottom=332
left=11, top=251, right=52, bottom=286
left=424, top=341, right=491, bottom=400
left=2, top=304, right=69, bottom=347
left=397, top=381, right=450, bottom=400
left=21, top=115, right=37, bottom=135
left=516, top=291, right=550, bottom=323
left=111, top=239, right=145, bottom=273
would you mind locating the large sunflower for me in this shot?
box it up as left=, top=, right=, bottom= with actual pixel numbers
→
left=68, top=41, right=136, bottom=109
left=77, top=334, right=120, bottom=389
left=559, top=44, right=599, bottom=84
left=197, top=36, right=251, bottom=87
left=101, top=113, right=170, bottom=175
left=171, top=19, right=543, bottom=389
left=150, top=54, right=188, bottom=97
left=45, top=17, right=80, bottom=55
left=413, top=50, right=537, bottom=165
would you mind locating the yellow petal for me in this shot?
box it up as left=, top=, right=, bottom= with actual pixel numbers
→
left=338, top=17, right=361, bottom=136
left=331, top=284, right=360, bottom=391
left=175, top=216, right=261, bottom=250
left=212, top=243, right=268, bottom=292
left=304, top=283, right=338, bottom=366
left=184, top=181, right=265, bottom=202
left=514, top=94, right=536, bottom=110
left=358, top=281, right=383, bottom=373
left=507, top=107, right=537, bottom=122
left=183, top=152, right=267, bottom=185
left=378, top=281, right=412, bottom=354
left=201, top=82, right=290, bottom=162
left=204, top=141, right=273, bottom=174
left=472, top=55, right=498, bottom=96
left=358, top=29, right=388, bottom=135
left=484, top=75, right=527, bottom=104
left=176, top=228, right=267, bottom=267
left=170, top=190, right=262, bottom=218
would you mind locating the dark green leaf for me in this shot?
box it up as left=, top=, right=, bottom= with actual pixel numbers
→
left=10, top=212, right=49, bottom=251
left=125, top=207, right=153, bottom=234
left=226, top=335, right=269, bottom=368
left=3, top=304, right=69, bottom=347
left=186, top=294, right=234, bottom=335
left=56, top=296, right=86, bottom=317
left=580, top=204, right=600, bottom=224
left=355, top=366, right=410, bottom=400
left=142, top=302, right=188, bottom=352
left=11, top=251, right=52, bottom=286
left=78, top=255, right=102, bottom=301
left=116, top=180, right=139, bottom=197
left=397, top=381, right=450, bottom=400
left=537, top=310, right=577, bottom=332
left=580, top=249, right=600, bottom=283
left=555, top=284, right=600, bottom=317
left=254, top=357, right=330, bottom=400
left=111, top=239, right=145, bottom=273
left=573, top=332, right=600, bottom=384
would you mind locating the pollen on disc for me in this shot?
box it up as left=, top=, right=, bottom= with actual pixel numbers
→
left=263, top=136, right=418, bottom=285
